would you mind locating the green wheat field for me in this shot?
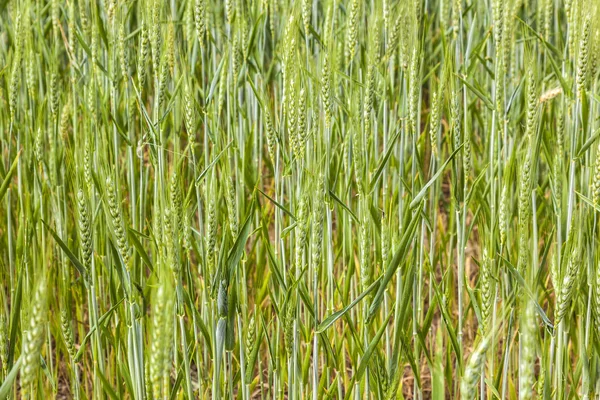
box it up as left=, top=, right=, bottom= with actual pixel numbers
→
left=0, top=0, right=598, bottom=398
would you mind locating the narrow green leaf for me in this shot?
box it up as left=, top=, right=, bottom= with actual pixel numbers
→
left=410, top=145, right=463, bottom=209
left=328, top=190, right=359, bottom=223
left=258, top=188, right=296, bottom=220
left=0, top=150, right=20, bottom=204
left=367, top=206, right=421, bottom=323
left=0, top=356, right=21, bottom=398
left=74, top=298, right=125, bottom=362
left=128, top=228, right=154, bottom=273
left=343, top=307, right=395, bottom=400
left=7, top=269, right=22, bottom=368
left=226, top=200, right=255, bottom=282
left=369, top=129, right=400, bottom=193
left=577, top=127, right=600, bottom=158
left=317, top=277, right=381, bottom=333
left=42, top=219, right=87, bottom=278
left=499, top=255, right=554, bottom=331
left=195, top=141, right=233, bottom=185
left=456, top=75, right=494, bottom=110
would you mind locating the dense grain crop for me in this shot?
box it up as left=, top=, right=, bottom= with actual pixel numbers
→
left=0, top=0, right=598, bottom=398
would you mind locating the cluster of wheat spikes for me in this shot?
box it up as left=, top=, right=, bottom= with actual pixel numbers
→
left=0, top=0, right=599, bottom=398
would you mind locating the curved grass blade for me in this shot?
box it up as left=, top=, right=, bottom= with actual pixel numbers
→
left=317, top=276, right=381, bottom=333
left=410, top=145, right=463, bottom=209
left=42, top=219, right=87, bottom=278
left=0, top=150, right=21, bottom=204
left=226, top=198, right=256, bottom=282
left=367, top=206, right=422, bottom=323
left=369, top=129, right=400, bottom=193
left=0, top=355, right=21, bottom=398
left=343, top=307, right=395, bottom=400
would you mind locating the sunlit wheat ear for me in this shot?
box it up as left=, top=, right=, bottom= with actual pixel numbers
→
left=77, top=189, right=93, bottom=272
left=556, top=249, right=580, bottom=324
left=8, top=55, right=20, bottom=121
left=90, top=23, right=98, bottom=67
left=388, top=14, right=402, bottom=56
left=480, top=249, right=493, bottom=331
left=165, top=22, right=176, bottom=73
left=83, top=140, right=94, bottom=191
left=492, top=0, right=504, bottom=46
left=519, top=299, right=537, bottom=399
left=364, top=63, right=376, bottom=135
left=297, top=87, right=307, bottom=159
left=452, top=0, right=461, bottom=37
left=157, top=62, right=169, bottom=109
left=565, top=0, right=578, bottom=60
left=49, top=72, right=59, bottom=117
left=205, top=176, right=217, bottom=278
left=284, top=299, right=295, bottom=357
left=68, top=3, right=80, bottom=58
left=20, top=278, right=48, bottom=397
left=429, top=90, right=440, bottom=158
left=525, top=69, right=538, bottom=139
left=321, top=52, right=332, bottom=128
left=451, top=89, right=461, bottom=151
left=576, top=17, right=591, bottom=98
left=118, top=23, right=129, bottom=80
left=302, top=0, right=311, bottom=34
left=381, top=217, right=390, bottom=267
left=150, top=0, right=161, bottom=75
left=499, top=184, right=508, bottom=248
left=543, top=0, right=552, bottom=39
left=264, top=109, right=276, bottom=163
left=463, top=132, right=472, bottom=180
left=311, top=178, right=325, bottom=273
left=34, top=128, right=44, bottom=165
left=592, top=141, right=600, bottom=206
left=105, top=176, right=130, bottom=267
left=150, top=283, right=174, bottom=398
left=194, top=0, right=206, bottom=44
left=26, top=46, right=36, bottom=96
left=269, top=0, right=277, bottom=43
left=408, top=47, right=419, bottom=135
left=163, top=208, right=178, bottom=275
left=225, top=174, right=238, bottom=237
left=232, top=32, right=243, bottom=83
left=359, top=207, right=371, bottom=291
left=138, top=19, right=149, bottom=88
left=517, top=139, right=533, bottom=276
left=225, top=0, right=234, bottom=23
left=60, top=306, right=76, bottom=360
left=170, top=171, right=182, bottom=233
left=372, top=353, right=389, bottom=396
left=59, top=100, right=71, bottom=142
left=184, top=89, right=196, bottom=145
left=51, top=0, right=59, bottom=38
left=346, top=0, right=359, bottom=62
left=323, top=4, right=333, bottom=45
left=460, top=336, right=490, bottom=400
left=295, top=194, right=308, bottom=272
